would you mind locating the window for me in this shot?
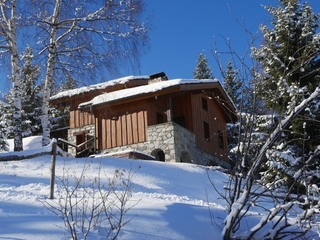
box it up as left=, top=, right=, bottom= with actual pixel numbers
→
left=203, top=121, right=210, bottom=141
left=202, top=97, right=208, bottom=111
left=218, top=130, right=224, bottom=149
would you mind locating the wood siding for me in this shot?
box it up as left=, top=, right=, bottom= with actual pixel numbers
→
left=191, top=93, right=228, bottom=161
left=172, top=94, right=193, bottom=131
left=147, top=93, right=193, bottom=131
left=147, top=97, right=167, bottom=126
left=70, top=110, right=95, bottom=128
left=70, top=96, right=95, bottom=128
left=95, top=101, right=148, bottom=150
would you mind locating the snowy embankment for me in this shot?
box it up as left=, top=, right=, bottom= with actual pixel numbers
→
left=1, top=136, right=227, bottom=240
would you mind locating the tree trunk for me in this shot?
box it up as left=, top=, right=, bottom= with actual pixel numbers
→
left=4, top=0, right=23, bottom=151
left=41, top=0, right=60, bottom=146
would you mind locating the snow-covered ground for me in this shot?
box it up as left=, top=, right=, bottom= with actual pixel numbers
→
left=1, top=136, right=227, bottom=239
left=1, top=136, right=319, bottom=239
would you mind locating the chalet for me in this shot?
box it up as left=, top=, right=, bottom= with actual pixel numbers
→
left=50, top=73, right=237, bottom=169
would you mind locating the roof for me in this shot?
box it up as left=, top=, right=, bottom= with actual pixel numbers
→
left=79, top=79, right=213, bottom=107
left=50, top=75, right=150, bottom=102
left=49, top=74, right=237, bottom=122
left=78, top=78, right=237, bottom=121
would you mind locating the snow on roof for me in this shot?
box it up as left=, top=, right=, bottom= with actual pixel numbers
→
left=50, top=75, right=150, bottom=100
left=79, top=79, right=219, bottom=109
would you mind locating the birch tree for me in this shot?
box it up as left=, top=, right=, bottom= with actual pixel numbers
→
left=0, top=0, right=23, bottom=151
left=24, top=0, right=149, bottom=146
left=0, top=100, right=9, bottom=152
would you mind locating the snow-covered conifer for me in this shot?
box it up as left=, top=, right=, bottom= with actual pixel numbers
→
left=20, top=47, right=42, bottom=136
left=222, top=1, right=320, bottom=238
left=252, top=0, right=320, bottom=190
left=193, top=53, right=214, bottom=79
left=252, top=0, right=320, bottom=112
left=223, top=60, right=241, bottom=107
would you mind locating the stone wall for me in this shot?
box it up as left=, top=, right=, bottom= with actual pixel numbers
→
left=67, top=122, right=230, bottom=169
left=67, top=124, right=95, bottom=156
left=99, top=121, right=230, bottom=169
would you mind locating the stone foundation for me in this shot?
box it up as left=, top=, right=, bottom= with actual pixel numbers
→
left=100, top=122, right=230, bottom=169
left=68, top=124, right=95, bottom=156
left=67, top=122, right=230, bottom=169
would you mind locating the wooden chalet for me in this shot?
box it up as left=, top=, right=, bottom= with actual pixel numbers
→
left=50, top=73, right=237, bottom=168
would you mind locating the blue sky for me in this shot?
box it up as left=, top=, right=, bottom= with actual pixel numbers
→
left=0, top=0, right=319, bottom=93
left=139, top=0, right=319, bottom=80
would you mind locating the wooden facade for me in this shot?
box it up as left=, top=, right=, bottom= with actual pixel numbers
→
left=95, top=101, right=148, bottom=151
left=50, top=76, right=237, bottom=165
left=191, top=93, right=228, bottom=161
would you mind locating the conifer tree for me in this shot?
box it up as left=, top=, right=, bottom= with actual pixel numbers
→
left=252, top=0, right=320, bottom=112
left=193, top=53, right=214, bottom=79
left=223, top=60, right=241, bottom=107
left=3, top=47, right=42, bottom=138
left=252, top=0, right=320, bottom=192
left=20, top=47, right=42, bottom=136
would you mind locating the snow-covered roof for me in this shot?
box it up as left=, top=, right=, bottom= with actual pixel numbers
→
left=79, top=79, right=221, bottom=109
left=50, top=75, right=150, bottom=101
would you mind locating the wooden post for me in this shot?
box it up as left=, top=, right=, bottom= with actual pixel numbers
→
left=167, top=97, right=172, bottom=122
left=49, top=139, right=57, bottom=199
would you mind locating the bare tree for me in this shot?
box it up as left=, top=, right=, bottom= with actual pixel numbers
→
left=0, top=0, right=149, bottom=148
left=23, top=0, right=149, bottom=146
left=45, top=163, right=136, bottom=240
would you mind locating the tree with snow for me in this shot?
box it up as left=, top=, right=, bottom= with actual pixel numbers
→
left=252, top=0, right=320, bottom=113
left=19, top=47, right=42, bottom=137
left=3, top=47, right=42, bottom=138
left=23, top=0, right=149, bottom=146
left=223, top=60, right=241, bottom=108
left=221, top=1, right=320, bottom=238
left=252, top=0, right=320, bottom=190
left=0, top=0, right=149, bottom=148
left=0, top=100, right=9, bottom=152
left=193, top=53, right=214, bottom=79
left=222, top=86, right=320, bottom=239
left=0, top=0, right=23, bottom=151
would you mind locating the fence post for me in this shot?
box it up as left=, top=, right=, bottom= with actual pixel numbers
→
left=49, top=139, right=57, bottom=199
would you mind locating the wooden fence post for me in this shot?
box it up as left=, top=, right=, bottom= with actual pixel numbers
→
left=49, top=139, right=57, bottom=199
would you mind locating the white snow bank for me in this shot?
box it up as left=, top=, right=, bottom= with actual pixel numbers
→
left=8, top=136, right=42, bottom=151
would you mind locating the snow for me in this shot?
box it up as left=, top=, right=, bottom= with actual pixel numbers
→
left=50, top=75, right=150, bottom=101
left=79, top=79, right=219, bottom=109
left=1, top=136, right=319, bottom=239
left=1, top=136, right=227, bottom=240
